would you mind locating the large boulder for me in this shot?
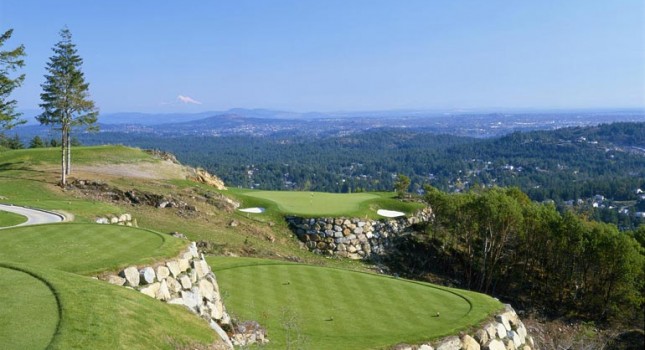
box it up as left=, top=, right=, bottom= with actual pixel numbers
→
left=105, top=274, right=126, bottom=286
left=120, top=266, right=140, bottom=287
left=166, top=276, right=182, bottom=293
left=461, top=335, right=481, bottom=350
left=166, top=260, right=181, bottom=277
left=193, top=259, right=210, bottom=279
left=198, top=279, right=215, bottom=301
left=140, top=282, right=161, bottom=298
left=156, top=280, right=171, bottom=301
left=139, top=267, right=156, bottom=284
left=156, top=266, right=170, bottom=280
left=484, top=339, right=506, bottom=350
left=496, top=314, right=512, bottom=332
left=179, top=275, right=192, bottom=290
left=436, top=336, right=461, bottom=350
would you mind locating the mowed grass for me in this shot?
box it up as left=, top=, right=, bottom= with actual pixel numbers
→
left=0, top=266, right=59, bottom=350
left=0, top=263, right=221, bottom=350
left=0, top=210, right=27, bottom=227
left=209, top=257, right=502, bottom=350
left=0, top=223, right=186, bottom=275
left=230, top=189, right=425, bottom=218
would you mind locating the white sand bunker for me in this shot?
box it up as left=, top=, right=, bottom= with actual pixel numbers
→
left=238, top=207, right=265, bottom=214
left=377, top=209, right=405, bottom=218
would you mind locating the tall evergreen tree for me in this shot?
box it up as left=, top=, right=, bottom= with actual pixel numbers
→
left=0, top=29, right=26, bottom=130
left=37, top=27, right=97, bottom=186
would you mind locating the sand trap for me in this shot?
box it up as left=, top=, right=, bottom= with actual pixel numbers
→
left=238, top=207, right=265, bottom=214
left=377, top=209, right=405, bottom=218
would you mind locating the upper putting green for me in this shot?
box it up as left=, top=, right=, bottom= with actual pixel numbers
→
left=209, top=257, right=502, bottom=350
left=232, top=189, right=424, bottom=217
left=0, top=210, right=27, bottom=227
left=0, top=223, right=186, bottom=275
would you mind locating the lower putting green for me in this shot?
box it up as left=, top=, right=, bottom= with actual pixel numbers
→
left=210, top=257, right=501, bottom=350
left=0, top=223, right=186, bottom=275
left=0, top=266, right=59, bottom=350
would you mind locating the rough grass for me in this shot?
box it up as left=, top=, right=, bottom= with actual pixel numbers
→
left=0, top=209, right=27, bottom=227
left=0, top=263, right=221, bottom=350
left=0, top=223, right=186, bottom=275
left=0, top=266, right=59, bottom=350
left=209, top=257, right=502, bottom=350
left=228, top=189, right=425, bottom=218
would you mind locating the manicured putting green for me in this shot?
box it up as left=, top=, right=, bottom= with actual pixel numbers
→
left=210, top=257, right=502, bottom=350
left=0, top=210, right=27, bottom=227
left=0, top=266, right=59, bottom=350
left=0, top=223, right=185, bottom=275
left=238, top=191, right=379, bottom=216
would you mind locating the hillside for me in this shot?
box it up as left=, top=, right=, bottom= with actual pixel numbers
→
left=0, top=145, right=507, bottom=349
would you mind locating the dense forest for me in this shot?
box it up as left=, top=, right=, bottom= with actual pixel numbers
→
left=385, top=186, right=644, bottom=328
left=72, top=122, right=645, bottom=228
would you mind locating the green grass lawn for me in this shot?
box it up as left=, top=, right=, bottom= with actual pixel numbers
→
left=0, top=223, right=186, bottom=275
left=228, top=189, right=425, bottom=218
left=0, top=266, right=59, bottom=350
left=0, top=209, right=27, bottom=227
left=209, top=257, right=502, bottom=350
left=0, top=263, right=220, bottom=350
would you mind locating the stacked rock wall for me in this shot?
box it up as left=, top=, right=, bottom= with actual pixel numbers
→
left=394, top=304, right=536, bottom=350
left=100, top=242, right=244, bottom=348
left=287, top=208, right=432, bottom=259
left=95, top=213, right=137, bottom=227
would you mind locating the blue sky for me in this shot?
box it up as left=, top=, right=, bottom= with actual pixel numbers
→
left=1, top=1, right=644, bottom=113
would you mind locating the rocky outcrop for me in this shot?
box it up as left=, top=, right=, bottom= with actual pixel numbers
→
left=187, top=167, right=227, bottom=190
left=287, top=208, right=432, bottom=259
left=390, top=305, right=536, bottom=350
left=95, top=213, right=137, bottom=226
left=100, top=242, right=267, bottom=348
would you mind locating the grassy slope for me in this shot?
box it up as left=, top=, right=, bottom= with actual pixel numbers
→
left=0, top=263, right=219, bottom=350
left=210, top=257, right=502, bottom=350
left=0, top=266, right=59, bottom=350
left=0, top=210, right=27, bottom=227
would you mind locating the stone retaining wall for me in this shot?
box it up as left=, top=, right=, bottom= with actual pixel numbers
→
left=287, top=208, right=432, bottom=259
left=99, top=242, right=267, bottom=348
left=394, top=304, right=536, bottom=350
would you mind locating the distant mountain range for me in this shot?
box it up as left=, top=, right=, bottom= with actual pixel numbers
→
left=12, top=108, right=645, bottom=140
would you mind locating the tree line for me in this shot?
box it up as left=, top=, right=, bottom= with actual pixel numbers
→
left=384, top=186, right=644, bottom=327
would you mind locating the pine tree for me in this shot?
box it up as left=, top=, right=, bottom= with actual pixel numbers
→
left=0, top=29, right=26, bottom=130
left=29, top=135, right=45, bottom=148
left=37, top=27, right=98, bottom=186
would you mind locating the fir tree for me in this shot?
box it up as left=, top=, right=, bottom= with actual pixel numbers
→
left=0, top=29, right=26, bottom=130
left=29, top=135, right=45, bottom=148
left=37, top=27, right=98, bottom=186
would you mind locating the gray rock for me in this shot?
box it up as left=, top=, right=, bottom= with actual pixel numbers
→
left=167, top=298, right=184, bottom=306
left=156, top=280, right=171, bottom=301
left=193, top=259, right=210, bottom=279
left=419, top=345, right=434, bottom=350
left=507, top=331, right=522, bottom=348
left=474, top=329, right=489, bottom=345
left=496, top=322, right=507, bottom=339
left=516, top=323, right=527, bottom=341
left=179, top=275, right=192, bottom=290
left=105, top=274, right=126, bottom=286
left=436, top=336, right=461, bottom=350
left=462, top=334, right=481, bottom=350
left=166, top=276, right=182, bottom=293
left=120, top=266, right=140, bottom=287
left=199, top=279, right=215, bottom=301
left=209, top=320, right=234, bottom=349
left=484, top=339, right=506, bottom=350
left=139, top=267, right=156, bottom=284
left=166, top=260, right=181, bottom=277
left=189, top=242, right=199, bottom=258
left=156, top=266, right=170, bottom=280
left=503, top=338, right=516, bottom=350
left=140, top=282, right=161, bottom=298
left=496, top=314, right=512, bottom=332
left=483, top=323, right=497, bottom=341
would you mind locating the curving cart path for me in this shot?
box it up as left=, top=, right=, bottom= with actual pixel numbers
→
left=0, top=204, right=65, bottom=227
